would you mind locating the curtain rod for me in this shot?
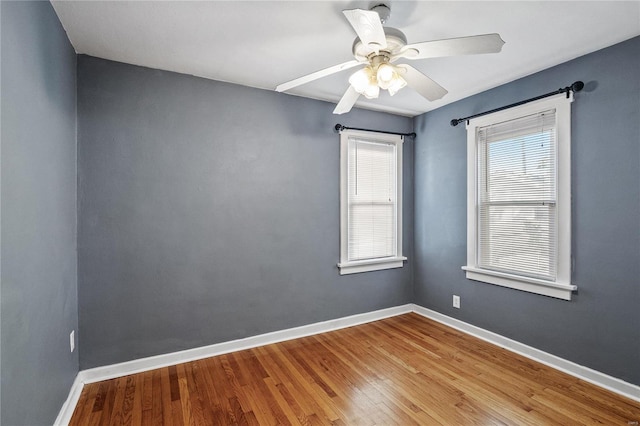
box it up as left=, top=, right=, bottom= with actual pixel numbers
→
left=450, top=81, right=584, bottom=127
left=334, top=124, right=416, bottom=138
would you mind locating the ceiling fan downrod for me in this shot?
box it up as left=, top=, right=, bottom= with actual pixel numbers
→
left=371, top=3, right=391, bottom=23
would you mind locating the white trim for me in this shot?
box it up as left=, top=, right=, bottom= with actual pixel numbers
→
left=56, top=303, right=640, bottom=423
left=410, top=304, right=640, bottom=403
left=338, top=128, right=405, bottom=275
left=338, top=256, right=407, bottom=275
left=464, top=93, right=575, bottom=299
left=462, top=266, right=576, bottom=300
left=54, top=374, right=85, bottom=426
left=78, top=304, right=413, bottom=384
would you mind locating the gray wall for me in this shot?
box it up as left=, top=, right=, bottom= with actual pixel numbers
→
left=1, top=1, right=79, bottom=425
left=413, top=36, right=640, bottom=385
left=77, top=56, right=414, bottom=369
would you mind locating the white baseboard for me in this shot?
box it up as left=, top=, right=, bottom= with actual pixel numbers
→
left=78, top=304, right=413, bottom=385
left=56, top=302, right=640, bottom=424
left=54, top=373, right=84, bottom=426
left=56, top=304, right=412, bottom=424
left=410, top=304, right=640, bottom=403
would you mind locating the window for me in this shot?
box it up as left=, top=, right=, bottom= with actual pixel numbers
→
left=338, top=129, right=406, bottom=275
left=463, top=94, right=576, bottom=300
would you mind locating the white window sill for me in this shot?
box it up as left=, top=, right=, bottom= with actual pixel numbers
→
left=338, top=256, right=407, bottom=275
left=462, top=266, right=577, bottom=300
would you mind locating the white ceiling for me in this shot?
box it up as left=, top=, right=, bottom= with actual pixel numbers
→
left=51, top=1, right=640, bottom=117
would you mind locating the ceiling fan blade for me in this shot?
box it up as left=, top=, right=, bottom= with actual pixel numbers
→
left=343, top=9, right=387, bottom=51
left=397, top=33, right=505, bottom=60
left=333, top=86, right=360, bottom=115
left=276, top=60, right=362, bottom=92
left=397, top=64, right=448, bottom=101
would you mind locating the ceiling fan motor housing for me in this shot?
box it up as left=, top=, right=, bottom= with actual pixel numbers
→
left=352, top=27, right=407, bottom=62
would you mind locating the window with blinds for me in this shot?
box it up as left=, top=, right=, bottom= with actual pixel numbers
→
left=338, top=129, right=405, bottom=275
left=463, top=93, right=575, bottom=300
left=348, top=139, right=396, bottom=261
left=477, top=109, right=557, bottom=280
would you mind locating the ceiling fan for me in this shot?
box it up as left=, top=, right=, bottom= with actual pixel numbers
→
left=275, top=3, right=505, bottom=114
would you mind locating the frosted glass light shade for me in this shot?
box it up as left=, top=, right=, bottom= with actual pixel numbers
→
left=349, top=67, right=373, bottom=93
left=387, top=75, right=407, bottom=96
left=376, top=63, right=395, bottom=89
left=363, top=83, right=380, bottom=99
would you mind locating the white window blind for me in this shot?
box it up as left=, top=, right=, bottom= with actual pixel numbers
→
left=347, top=138, right=397, bottom=261
left=477, top=109, right=557, bottom=280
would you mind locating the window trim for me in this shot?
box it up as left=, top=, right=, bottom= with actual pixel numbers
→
left=338, top=129, right=406, bottom=275
left=462, top=94, right=577, bottom=300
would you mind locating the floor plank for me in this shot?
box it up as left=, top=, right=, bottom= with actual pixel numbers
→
left=69, top=313, right=640, bottom=425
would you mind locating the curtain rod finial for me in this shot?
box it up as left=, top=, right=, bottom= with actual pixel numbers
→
left=450, top=119, right=460, bottom=127
left=571, top=81, right=584, bottom=92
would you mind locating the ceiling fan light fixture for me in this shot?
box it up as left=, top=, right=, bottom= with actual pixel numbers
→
left=350, top=62, right=405, bottom=98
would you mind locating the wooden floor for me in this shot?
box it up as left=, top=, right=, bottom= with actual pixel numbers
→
left=69, top=313, right=640, bottom=425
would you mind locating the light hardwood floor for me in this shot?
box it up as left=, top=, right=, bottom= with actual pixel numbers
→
left=69, top=313, right=640, bottom=425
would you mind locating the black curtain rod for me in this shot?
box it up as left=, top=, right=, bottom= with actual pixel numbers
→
left=334, top=124, right=416, bottom=138
left=450, top=81, right=584, bottom=127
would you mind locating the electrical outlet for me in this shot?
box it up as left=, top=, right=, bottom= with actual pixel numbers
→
left=70, top=330, right=75, bottom=353
left=453, top=295, right=461, bottom=309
